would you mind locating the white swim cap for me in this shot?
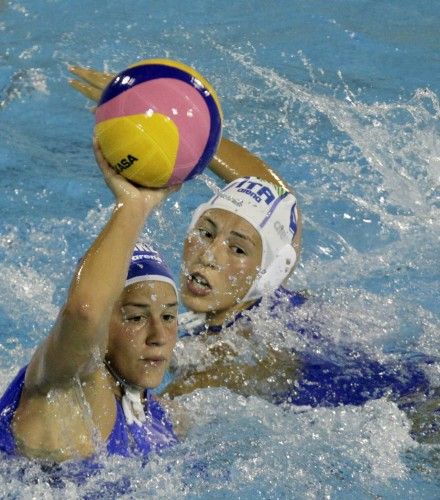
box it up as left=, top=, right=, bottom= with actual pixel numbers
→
left=188, top=176, right=298, bottom=302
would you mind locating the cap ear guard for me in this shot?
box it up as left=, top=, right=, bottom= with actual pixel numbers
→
left=241, top=244, right=297, bottom=302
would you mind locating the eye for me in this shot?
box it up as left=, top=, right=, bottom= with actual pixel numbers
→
left=129, top=316, right=142, bottom=322
left=125, top=314, right=147, bottom=323
left=198, top=227, right=213, bottom=239
left=162, top=313, right=177, bottom=323
left=230, top=245, right=246, bottom=255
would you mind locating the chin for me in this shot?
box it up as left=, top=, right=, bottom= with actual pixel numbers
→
left=133, top=368, right=166, bottom=390
left=138, top=376, right=162, bottom=390
left=183, top=290, right=229, bottom=314
left=181, top=292, right=209, bottom=313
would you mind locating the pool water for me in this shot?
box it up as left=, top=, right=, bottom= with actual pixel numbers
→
left=1, top=0, right=439, bottom=497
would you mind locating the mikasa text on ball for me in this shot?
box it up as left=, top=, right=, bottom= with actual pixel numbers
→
left=95, top=59, right=223, bottom=187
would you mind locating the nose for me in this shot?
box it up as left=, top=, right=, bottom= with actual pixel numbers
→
left=145, top=315, right=167, bottom=346
left=199, top=237, right=222, bottom=269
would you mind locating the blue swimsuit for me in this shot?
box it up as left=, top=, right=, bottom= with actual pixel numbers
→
left=0, top=366, right=177, bottom=458
left=179, top=287, right=435, bottom=408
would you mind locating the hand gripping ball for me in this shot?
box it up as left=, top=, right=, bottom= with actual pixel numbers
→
left=95, top=59, right=223, bottom=187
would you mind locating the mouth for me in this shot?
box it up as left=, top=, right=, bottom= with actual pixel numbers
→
left=140, top=357, right=166, bottom=367
left=186, top=272, right=212, bottom=296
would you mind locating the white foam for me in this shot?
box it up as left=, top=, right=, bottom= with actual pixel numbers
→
left=0, top=264, right=57, bottom=322
left=173, top=388, right=416, bottom=495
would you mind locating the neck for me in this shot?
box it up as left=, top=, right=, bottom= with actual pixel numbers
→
left=104, top=360, right=143, bottom=397
left=104, top=360, right=148, bottom=427
left=206, top=299, right=258, bottom=326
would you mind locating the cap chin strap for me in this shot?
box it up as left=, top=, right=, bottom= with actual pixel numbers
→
left=178, top=310, right=207, bottom=333
left=241, top=245, right=297, bottom=303
left=121, top=386, right=146, bottom=426
left=104, top=360, right=146, bottom=426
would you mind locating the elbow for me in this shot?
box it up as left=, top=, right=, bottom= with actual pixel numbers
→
left=61, top=295, right=108, bottom=331
left=55, top=299, right=108, bottom=364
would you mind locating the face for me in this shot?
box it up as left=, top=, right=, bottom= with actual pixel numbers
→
left=180, top=208, right=263, bottom=325
left=106, top=281, right=178, bottom=389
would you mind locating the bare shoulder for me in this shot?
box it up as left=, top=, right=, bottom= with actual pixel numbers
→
left=157, top=395, right=192, bottom=439
left=12, top=367, right=116, bottom=460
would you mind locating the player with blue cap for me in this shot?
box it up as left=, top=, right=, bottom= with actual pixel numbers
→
left=0, top=140, right=181, bottom=461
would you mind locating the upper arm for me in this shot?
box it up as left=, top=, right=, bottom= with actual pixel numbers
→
left=209, top=138, right=290, bottom=188
left=25, top=303, right=107, bottom=393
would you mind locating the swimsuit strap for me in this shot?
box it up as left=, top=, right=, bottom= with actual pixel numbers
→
left=179, top=297, right=263, bottom=338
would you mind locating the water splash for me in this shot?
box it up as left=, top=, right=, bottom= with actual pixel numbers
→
left=210, top=42, right=440, bottom=230
left=0, top=68, right=48, bottom=110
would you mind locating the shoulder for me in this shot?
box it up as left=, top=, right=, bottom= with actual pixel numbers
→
left=268, top=286, right=309, bottom=311
left=149, top=394, right=189, bottom=439
left=12, top=367, right=116, bottom=460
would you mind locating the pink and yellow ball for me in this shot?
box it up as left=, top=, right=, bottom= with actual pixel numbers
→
left=95, top=59, right=223, bottom=187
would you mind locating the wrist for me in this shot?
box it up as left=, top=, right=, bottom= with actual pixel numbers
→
left=114, top=195, right=149, bottom=219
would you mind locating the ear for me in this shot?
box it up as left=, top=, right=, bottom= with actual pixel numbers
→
left=256, top=245, right=297, bottom=294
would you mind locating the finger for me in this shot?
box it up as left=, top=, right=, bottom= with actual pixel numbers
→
left=167, top=184, right=182, bottom=195
left=92, top=135, right=105, bottom=165
left=68, top=66, right=114, bottom=89
left=93, top=136, right=115, bottom=178
left=69, top=79, right=102, bottom=102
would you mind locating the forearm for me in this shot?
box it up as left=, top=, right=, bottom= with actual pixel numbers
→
left=165, top=363, right=266, bottom=399
left=66, top=138, right=167, bottom=327
left=69, top=196, right=150, bottom=318
left=165, top=352, right=300, bottom=399
left=26, top=197, right=151, bottom=389
left=209, top=138, right=289, bottom=189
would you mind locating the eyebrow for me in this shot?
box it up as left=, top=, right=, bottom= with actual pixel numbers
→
left=202, top=216, right=217, bottom=228
left=124, top=302, right=178, bottom=309
left=230, top=230, right=257, bottom=247
left=203, top=216, right=257, bottom=247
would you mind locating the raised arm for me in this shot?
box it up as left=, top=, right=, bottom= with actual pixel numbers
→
left=68, top=65, right=301, bottom=254
left=25, top=139, right=173, bottom=392
left=208, top=138, right=288, bottom=188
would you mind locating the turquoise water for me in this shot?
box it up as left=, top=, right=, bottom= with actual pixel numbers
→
left=1, top=0, right=439, bottom=497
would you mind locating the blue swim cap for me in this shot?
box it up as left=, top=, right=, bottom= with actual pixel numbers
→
left=126, top=243, right=177, bottom=297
